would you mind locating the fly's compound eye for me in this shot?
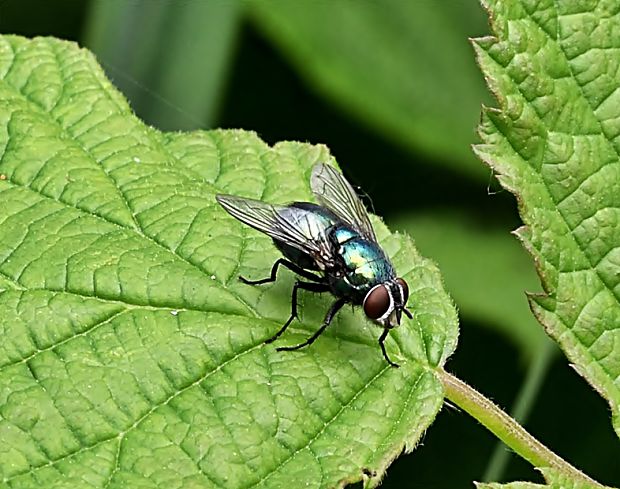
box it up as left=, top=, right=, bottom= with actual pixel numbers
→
left=363, top=284, right=391, bottom=320
left=395, top=277, right=409, bottom=304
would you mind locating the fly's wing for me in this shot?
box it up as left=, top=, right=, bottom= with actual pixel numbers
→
left=216, top=194, right=332, bottom=266
left=310, top=163, right=377, bottom=242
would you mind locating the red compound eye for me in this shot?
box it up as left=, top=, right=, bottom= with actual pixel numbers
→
left=363, top=285, right=391, bottom=320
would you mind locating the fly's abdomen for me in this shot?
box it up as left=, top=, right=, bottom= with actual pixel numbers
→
left=272, top=202, right=339, bottom=270
left=278, top=204, right=335, bottom=240
left=274, top=240, right=320, bottom=270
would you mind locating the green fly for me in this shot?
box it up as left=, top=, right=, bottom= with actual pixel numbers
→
left=216, top=163, right=411, bottom=367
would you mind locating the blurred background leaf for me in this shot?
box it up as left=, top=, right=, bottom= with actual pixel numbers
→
left=391, top=211, right=547, bottom=358
left=1, top=0, right=619, bottom=487
left=250, top=0, right=492, bottom=179
left=84, top=0, right=242, bottom=130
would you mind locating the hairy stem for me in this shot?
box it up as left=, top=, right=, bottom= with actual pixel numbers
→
left=438, top=369, right=604, bottom=487
left=482, top=340, right=557, bottom=482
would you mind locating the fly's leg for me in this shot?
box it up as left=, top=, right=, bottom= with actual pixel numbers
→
left=276, top=298, right=346, bottom=352
left=378, top=327, right=400, bottom=368
left=265, top=281, right=330, bottom=344
left=240, top=258, right=322, bottom=285
left=402, top=307, right=413, bottom=320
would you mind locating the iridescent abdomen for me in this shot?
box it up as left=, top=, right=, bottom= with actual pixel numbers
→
left=273, top=202, right=339, bottom=270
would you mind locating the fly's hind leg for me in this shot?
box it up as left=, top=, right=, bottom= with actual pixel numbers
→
left=240, top=258, right=322, bottom=285
left=265, top=281, right=330, bottom=344
left=276, top=297, right=346, bottom=352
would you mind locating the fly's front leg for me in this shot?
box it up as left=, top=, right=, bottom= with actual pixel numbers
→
left=265, top=281, right=329, bottom=344
left=378, top=327, right=400, bottom=368
left=277, top=297, right=346, bottom=352
left=240, top=258, right=322, bottom=285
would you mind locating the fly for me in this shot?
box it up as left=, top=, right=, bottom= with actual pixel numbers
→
left=216, top=163, right=412, bottom=367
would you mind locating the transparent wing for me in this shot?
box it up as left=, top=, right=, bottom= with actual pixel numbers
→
left=310, top=163, right=377, bottom=242
left=216, top=194, right=331, bottom=265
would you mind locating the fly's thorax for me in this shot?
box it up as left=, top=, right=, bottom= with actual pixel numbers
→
left=274, top=240, right=319, bottom=271
left=332, top=226, right=357, bottom=244
left=327, top=226, right=395, bottom=303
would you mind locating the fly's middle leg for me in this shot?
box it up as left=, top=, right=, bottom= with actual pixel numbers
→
left=276, top=297, right=346, bottom=352
left=265, top=281, right=329, bottom=344
left=240, top=258, right=322, bottom=285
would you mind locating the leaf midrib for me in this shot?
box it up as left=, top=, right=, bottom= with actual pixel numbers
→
left=1, top=40, right=263, bottom=318
left=0, top=139, right=259, bottom=317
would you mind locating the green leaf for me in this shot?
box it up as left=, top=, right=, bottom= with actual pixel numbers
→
left=390, top=211, right=549, bottom=357
left=0, top=35, right=458, bottom=488
left=477, top=468, right=609, bottom=489
left=251, top=0, right=491, bottom=177
left=473, top=1, right=620, bottom=437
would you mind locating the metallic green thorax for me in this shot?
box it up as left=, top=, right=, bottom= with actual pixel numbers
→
left=274, top=203, right=395, bottom=304
left=328, top=226, right=395, bottom=303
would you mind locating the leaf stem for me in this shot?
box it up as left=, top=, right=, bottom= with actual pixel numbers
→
left=482, top=339, right=557, bottom=482
left=437, top=369, right=605, bottom=487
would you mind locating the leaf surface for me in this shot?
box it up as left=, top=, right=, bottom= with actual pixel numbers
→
left=0, top=35, right=458, bottom=488
left=474, top=0, right=620, bottom=438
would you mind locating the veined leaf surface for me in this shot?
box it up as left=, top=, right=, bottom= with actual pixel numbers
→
left=474, top=0, right=620, bottom=437
left=0, top=36, right=458, bottom=488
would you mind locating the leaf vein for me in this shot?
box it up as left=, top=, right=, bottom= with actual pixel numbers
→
left=245, top=364, right=392, bottom=489
left=2, top=337, right=267, bottom=485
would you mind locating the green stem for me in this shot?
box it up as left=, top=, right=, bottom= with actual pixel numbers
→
left=482, top=339, right=557, bottom=482
left=438, top=369, right=604, bottom=487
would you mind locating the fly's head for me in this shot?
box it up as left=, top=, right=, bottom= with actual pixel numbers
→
left=362, top=278, right=412, bottom=328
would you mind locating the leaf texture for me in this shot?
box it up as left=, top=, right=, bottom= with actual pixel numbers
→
left=0, top=36, right=458, bottom=488
left=474, top=0, right=620, bottom=437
